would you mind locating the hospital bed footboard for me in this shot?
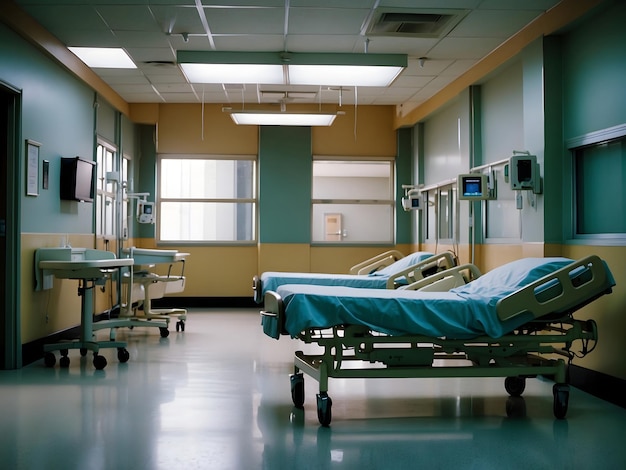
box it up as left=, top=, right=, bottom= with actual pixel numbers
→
left=260, top=293, right=601, bottom=427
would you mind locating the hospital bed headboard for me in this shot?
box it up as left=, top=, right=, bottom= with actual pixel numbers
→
left=349, top=250, right=405, bottom=275
left=400, top=263, right=481, bottom=292
left=496, top=255, right=615, bottom=321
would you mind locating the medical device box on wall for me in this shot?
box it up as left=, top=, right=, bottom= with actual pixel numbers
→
left=458, top=174, right=490, bottom=200
left=510, top=154, right=541, bottom=193
left=137, top=200, right=155, bottom=224
left=402, top=191, right=422, bottom=211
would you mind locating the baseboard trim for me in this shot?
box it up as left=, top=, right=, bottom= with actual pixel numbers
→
left=568, top=364, right=626, bottom=408
left=151, top=296, right=258, bottom=309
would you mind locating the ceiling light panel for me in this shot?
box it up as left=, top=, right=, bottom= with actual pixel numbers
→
left=229, top=111, right=337, bottom=126
left=68, top=47, right=136, bottom=68
left=177, top=51, right=407, bottom=87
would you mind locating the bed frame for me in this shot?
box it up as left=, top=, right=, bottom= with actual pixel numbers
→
left=260, top=255, right=613, bottom=426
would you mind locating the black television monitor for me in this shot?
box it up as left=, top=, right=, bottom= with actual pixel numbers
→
left=458, top=173, right=489, bottom=200
left=60, top=157, right=96, bottom=202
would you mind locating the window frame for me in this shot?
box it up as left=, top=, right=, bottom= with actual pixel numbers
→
left=95, top=139, right=118, bottom=239
left=422, top=181, right=457, bottom=245
left=311, top=157, right=395, bottom=245
left=156, top=154, right=257, bottom=245
left=483, top=162, right=522, bottom=243
left=567, top=125, right=626, bottom=243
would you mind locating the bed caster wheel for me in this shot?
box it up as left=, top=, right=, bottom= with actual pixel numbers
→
left=93, top=354, right=107, bottom=370
left=44, top=352, right=56, bottom=368
left=159, top=327, right=170, bottom=338
left=553, top=383, right=569, bottom=419
left=316, top=392, right=332, bottom=427
left=176, top=321, right=185, bottom=332
left=290, top=373, right=305, bottom=408
left=80, top=348, right=88, bottom=357
left=505, top=376, right=526, bottom=397
left=59, top=355, right=70, bottom=368
left=117, top=348, right=130, bottom=363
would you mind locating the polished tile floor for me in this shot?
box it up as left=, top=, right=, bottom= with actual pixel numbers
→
left=1, top=309, right=625, bottom=470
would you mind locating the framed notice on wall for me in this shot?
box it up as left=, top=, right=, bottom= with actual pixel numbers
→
left=26, top=139, right=41, bottom=196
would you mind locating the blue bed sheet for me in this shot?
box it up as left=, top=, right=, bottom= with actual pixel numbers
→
left=260, top=251, right=434, bottom=295
left=275, top=257, right=575, bottom=339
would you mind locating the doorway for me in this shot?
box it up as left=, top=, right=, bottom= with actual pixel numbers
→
left=1, top=82, right=21, bottom=369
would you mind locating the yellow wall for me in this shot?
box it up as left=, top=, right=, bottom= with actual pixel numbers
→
left=559, top=245, right=626, bottom=381
left=460, top=242, right=626, bottom=382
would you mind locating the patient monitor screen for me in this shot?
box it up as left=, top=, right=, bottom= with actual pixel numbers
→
left=458, top=174, right=489, bottom=200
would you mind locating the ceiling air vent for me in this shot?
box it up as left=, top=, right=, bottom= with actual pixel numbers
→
left=366, top=9, right=468, bottom=38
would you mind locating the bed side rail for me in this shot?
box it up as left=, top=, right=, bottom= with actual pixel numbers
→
left=496, top=255, right=615, bottom=322
left=252, top=274, right=262, bottom=304
left=350, top=250, right=405, bottom=275
left=260, top=290, right=286, bottom=339
left=399, top=263, right=482, bottom=292
left=385, top=251, right=460, bottom=289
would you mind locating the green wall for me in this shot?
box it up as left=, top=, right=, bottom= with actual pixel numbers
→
left=562, top=1, right=626, bottom=139
left=258, top=126, right=312, bottom=243
left=136, top=124, right=157, bottom=239
left=395, top=127, right=412, bottom=244
left=1, top=23, right=95, bottom=235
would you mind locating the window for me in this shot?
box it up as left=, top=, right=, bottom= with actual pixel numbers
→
left=485, top=164, right=521, bottom=240
left=423, top=183, right=456, bottom=243
left=158, top=155, right=256, bottom=243
left=573, top=135, right=626, bottom=237
left=96, top=141, right=117, bottom=237
left=311, top=159, right=394, bottom=244
left=121, top=155, right=129, bottom=240
left=438, top=184, right=455, bottom=241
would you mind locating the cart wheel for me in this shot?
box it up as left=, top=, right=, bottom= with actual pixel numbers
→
left=177, top=321, right=185, bottom=332
left=553, top=383, right=569, bottom=419
left=290, top=373, right=305, bottom=408
left=44, top=352, right=56, bottom=368
left=159, top=327, right=170, bottom=338
left=79, top=348, right=88, bottom=357
left=504, top=376, right=526, bottom=397
left=316, top=392, right=332, bottom=427
left=117, top=348, right=130, bottom=363
left=93, top=354, right=107, bottom=370
left=59, top=355, right=70, bottom=368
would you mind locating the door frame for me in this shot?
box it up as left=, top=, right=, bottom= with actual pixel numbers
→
left=1, top=80, right=22, bottom=369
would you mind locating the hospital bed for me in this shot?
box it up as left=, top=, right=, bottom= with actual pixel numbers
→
left=90, top=248, right=189, bottom=340
left=122, top=247, right=188, bottom=333
left=253, top=251, right=457, bottom=304
left=260, top=255, right=614, bottom=426
left=35, top=247, right=134, bottom=369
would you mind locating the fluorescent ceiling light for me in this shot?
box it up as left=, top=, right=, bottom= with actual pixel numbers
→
left=228, top=111, right=337, bottom=126
left=288, top=65, right=403, bottom=87
left=179, top=63, right=284, bottom=85
left=68, top=47, right=136, bottom=68
left=177, top=51, right=406, bottom=87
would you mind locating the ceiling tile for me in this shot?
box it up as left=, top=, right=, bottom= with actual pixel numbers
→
left=95, top=5, right=160, bottom=32
left=426, top=37, right=503, bottom=60
left=448, top=9, right=545, bottom=38
left=204, top=7, right=284, bottom=35
left=289, top=7, right=371, bottom=35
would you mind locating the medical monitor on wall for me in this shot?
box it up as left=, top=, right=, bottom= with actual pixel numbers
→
left=60, top=156, right=96, bottom=202
left=458, top=174, right=489, bottom=200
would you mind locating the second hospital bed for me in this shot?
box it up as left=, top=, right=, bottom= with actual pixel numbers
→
left=253, top=250, right=459, bottom=304
left=260, top=255, right=615, bottom=426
